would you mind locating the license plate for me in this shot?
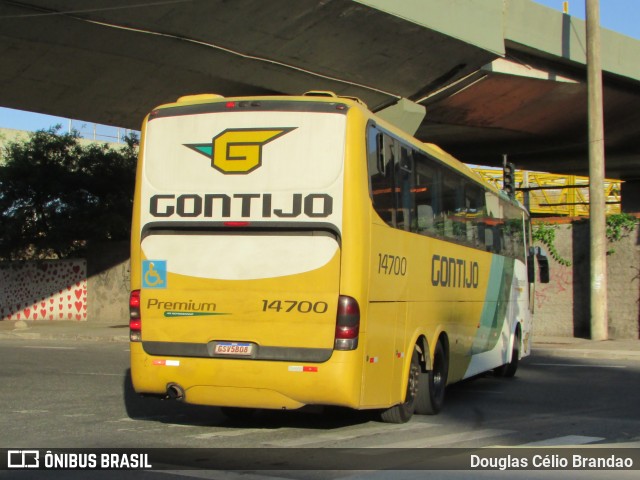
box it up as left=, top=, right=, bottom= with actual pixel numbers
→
left=214, top=342, right=253, bottom=356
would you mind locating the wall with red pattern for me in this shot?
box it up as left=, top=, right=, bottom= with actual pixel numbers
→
left=1, top=260, right=87, bottom=321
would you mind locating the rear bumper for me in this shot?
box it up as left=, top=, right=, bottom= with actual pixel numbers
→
left=130, top=342, right=362, bottom=410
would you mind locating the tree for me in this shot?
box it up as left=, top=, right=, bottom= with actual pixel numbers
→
left=0, top=126, right=138, bottom=260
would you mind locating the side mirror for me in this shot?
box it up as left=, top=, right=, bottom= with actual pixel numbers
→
left=528, top=247, right=550, bottom=284
left=536, top=248, right=550, bottom=284
left=527, top=247, right=535, bottom=283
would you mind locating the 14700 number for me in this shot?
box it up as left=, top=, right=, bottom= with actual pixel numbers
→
left=261, top=300, right=329, bottom=313
left=378, top=253, right=407, bottom=276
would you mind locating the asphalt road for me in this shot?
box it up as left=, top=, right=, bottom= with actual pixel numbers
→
left=1, top=337, right=639, bottom=479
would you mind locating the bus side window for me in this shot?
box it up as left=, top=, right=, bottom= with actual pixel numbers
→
left=414, top=153, right=435, bottom=235
left=464, top=182, right=486, bottom=249
left=395, top=147, right=414, bottom=232
left=367, top=127, right=396, bottom=227
left=440, top=169, right=461, bottom=240
left=366, top=124, right=379, bottom=194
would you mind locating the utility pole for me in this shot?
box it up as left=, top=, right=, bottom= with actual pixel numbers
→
left=586, top=0, right=608, bottom=340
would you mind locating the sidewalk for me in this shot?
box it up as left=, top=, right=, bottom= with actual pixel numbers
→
left=0, top=320, right=639, bottom=360
left=0, top=319, right=129, bottom=342
left=533, top=336, right=640, bottom=361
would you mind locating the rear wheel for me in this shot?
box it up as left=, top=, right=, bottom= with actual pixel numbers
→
left=415, top=341, right=447, bottom=415
left=494, top=330, right=520, bottom=378
left=380, top=349, right=420, bottom=423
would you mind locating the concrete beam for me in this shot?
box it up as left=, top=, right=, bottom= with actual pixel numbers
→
left=355, top=0, right=505, bottom=56
left=505, top=0, right=640, bottom=81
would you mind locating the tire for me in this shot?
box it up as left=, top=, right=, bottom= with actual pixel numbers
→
left=415, top=341, right=448, bottom=415
left=380, top=349, right=421, bottom=423
left=494, top=330, right=520, bottom=378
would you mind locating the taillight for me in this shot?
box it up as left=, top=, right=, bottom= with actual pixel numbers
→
left=129, top=290, right=141, bottom=342
left=335, top=295, right=360, bottom=351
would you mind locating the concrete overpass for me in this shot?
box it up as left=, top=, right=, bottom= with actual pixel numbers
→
left=1, top=0, right=639, bottom=206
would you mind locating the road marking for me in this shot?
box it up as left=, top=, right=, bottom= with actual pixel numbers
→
left=374, top=428, right=513, bottom=448
left=530, top=363, right=627, bottom=369
left=12, top=410, right=50, bottom=414
left=521, top=435, right=605, bottom=446
left=264, top=421, right=439, bottom=447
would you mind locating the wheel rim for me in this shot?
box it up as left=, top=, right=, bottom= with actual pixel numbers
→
left=432, top=354, right=445, bottom=399
left=408, top=359, right=420, bottom=401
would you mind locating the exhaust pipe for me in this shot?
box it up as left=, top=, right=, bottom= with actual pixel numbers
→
left=165, top=383, right=185, bottom=401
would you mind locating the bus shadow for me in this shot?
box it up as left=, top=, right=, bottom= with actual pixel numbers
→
left=439, top=353, right=640, bottom=445
left=122, top=369, right=377, bottom=430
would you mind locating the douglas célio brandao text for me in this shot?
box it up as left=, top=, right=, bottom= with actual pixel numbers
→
left=470, top=453, right=634, bottom=470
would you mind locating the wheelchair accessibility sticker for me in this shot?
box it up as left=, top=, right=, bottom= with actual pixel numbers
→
left=142, top=260, right=167, bottom=289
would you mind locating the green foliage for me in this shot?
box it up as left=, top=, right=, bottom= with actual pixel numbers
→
left=0, top=126, right=138, bottom=260
left=532, top=222, right=572, bottom=266
left=606, top=213, right=638, bottom=242
left=605, top=213, right=638, bottom=255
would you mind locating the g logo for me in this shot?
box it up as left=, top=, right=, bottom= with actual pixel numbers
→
left=185, top=128, right=296, bottom=174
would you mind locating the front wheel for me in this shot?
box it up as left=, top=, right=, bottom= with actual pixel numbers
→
left=380, top=350, right=421, bottom=423
left=415, top=341, right=447, bottom=415
left=494, top=331, right=520, bottom=378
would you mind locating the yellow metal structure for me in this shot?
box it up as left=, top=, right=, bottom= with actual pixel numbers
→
left=472, top=168, right=622, bottom=217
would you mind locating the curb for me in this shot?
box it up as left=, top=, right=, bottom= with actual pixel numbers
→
left=533, top=346, right=640, bottom=361
left=0, top=326, right=129, bottom=343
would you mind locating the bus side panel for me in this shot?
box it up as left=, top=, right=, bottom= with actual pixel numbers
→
left=462, top=258, right=531, bottom=379
left=366, top=220, right=498, bottom=385
left=364, top=218, right=534, bottom=394
left=360, top=302, right=403, bottom=408
left=406, top=300, right=481, bottom=384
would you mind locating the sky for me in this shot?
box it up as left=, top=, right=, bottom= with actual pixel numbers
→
left=0, top=0, right=638, bottom=140
left=534, top=0, right=640, bottom=40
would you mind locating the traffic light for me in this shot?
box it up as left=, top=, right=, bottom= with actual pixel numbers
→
left=503, top=162, right=516, bottom=197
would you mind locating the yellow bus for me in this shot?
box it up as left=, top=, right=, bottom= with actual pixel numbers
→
left=129, top=91, right=549, bottom=423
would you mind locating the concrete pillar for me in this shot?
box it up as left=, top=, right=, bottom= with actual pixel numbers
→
left=586, top=0, right=608, bottom=341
